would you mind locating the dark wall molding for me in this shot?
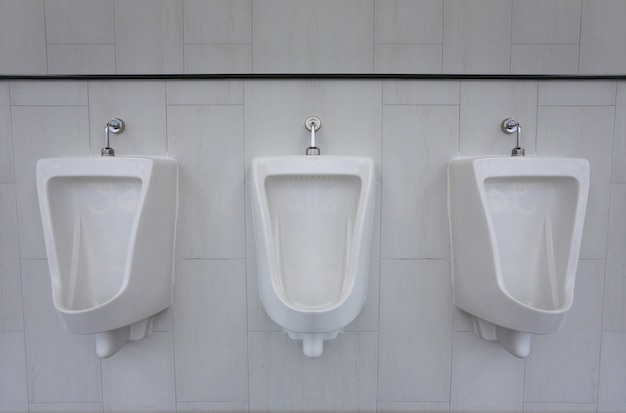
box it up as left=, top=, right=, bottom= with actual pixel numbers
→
left=1, top=73, right=626, bottom=81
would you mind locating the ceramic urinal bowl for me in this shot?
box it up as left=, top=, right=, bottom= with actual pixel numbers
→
left=448, top=156, right=589, bottom=357
left=36, top=157, right=178, bottom=357
left=251, top=156, right=375, bottom=357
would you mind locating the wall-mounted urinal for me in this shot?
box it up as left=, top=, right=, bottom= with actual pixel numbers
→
left=250, top=117, right=376, bottom=357
left=36, top=119, right=178, bottom=357
left=448, top=119, right=590, bottom=357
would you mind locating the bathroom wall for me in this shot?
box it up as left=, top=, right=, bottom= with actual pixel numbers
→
left=1, top=1, right=626, bottom=412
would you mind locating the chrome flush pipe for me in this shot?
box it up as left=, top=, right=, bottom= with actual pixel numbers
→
left=501, top=118, right=525, bottom=157
left=101, top=118, right=125, bottom=156
left=304, top=116, right=321, bottom=155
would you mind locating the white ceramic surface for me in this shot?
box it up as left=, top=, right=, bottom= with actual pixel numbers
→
left=251, top=155, right=375, bottom=357
left=448, top=156, right=589, bottom=357
left=36, top=156, right=178, bottom=357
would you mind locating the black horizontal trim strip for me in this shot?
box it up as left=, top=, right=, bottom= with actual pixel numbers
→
left=1, top=73, right=625, bottom=81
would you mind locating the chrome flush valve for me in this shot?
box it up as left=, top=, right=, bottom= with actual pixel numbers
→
left=304, top=116, right=321, bottom=155
left=101, top=118, right=125, bottom=157
left=501, top=118, right=525, bottom=157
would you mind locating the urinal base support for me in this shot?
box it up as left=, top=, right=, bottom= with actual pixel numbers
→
left=94, top=316, right=154, bottom=358
left=472, top=316, right=532, bottom=358
left=285, top=329, right=341, bottom=358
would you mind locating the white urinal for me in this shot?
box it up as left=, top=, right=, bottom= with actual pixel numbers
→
left=36, top=156, right=178, bottom=357
left=251, top=155, right=375, bottom=357
left=448, top=156, right=589, bottom=357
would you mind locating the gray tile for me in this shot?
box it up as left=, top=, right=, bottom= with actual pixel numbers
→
left=173, top=260, right=248, bottom=402
left=252, top=0, right=374, bottom=73
left=612, top=83, right=626, bottom=183
left=580, top=0, right=626, bottom=74
left=375, top=0, right=443, bottom=44
left=0, top=332, right=28, bottom=413
left=0, top=184, right=23, bottom=331
left=44, top=0, right=114, bottom=44
left=0, top=0, right=46, bottom=74
left=0, top=83, right=13, bottom=182
left=114, top=0, right=183, bottom=74
left=183, top=0, right=251, bottom=44
left=248, top=331, right=377, bottom=412
left=382, top=104, right=458, bottom=258
left=451, top=332, right=524, bottom=412
left=167, top=105, right=245, bottom=259
left=101, top=332, right=175, bottom=412
left=603, top=184, right=626, bottom=331
left=378, top=259, right=453, bottom=402
left=512, top=0, right=582, bottom=44
left=443, top=0, right=512, bottom=74
left=598, top=332, right=626, bottom=412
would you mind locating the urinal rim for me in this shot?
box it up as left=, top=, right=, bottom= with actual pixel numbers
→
left=466, top=155, right=589, bottom=315
left=36, top=156, right=174, bottom=315
left=251, top=155, right=375, bottom=314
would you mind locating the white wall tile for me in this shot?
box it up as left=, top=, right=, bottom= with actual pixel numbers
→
left=598, top=332, right=626, bottom=413
left=524, top=403, right=597, bottom=413
left=537, top=106, right=614, bottom=259
left=243, top=81, right=382, bottom=178
left=0, top=83, right=13, bottom=183
left=0, top=0, right=47, bottom=74
left=248, top=331, right=377, bottom=412
left=12, top=106, right=90, bottom=260
left=114, top=0, right=183, bottom=74
left=252, top=0, right=374, bottom=73
left=450, top=332, right=525, bottom=412
left=101, top=333, right=175, bottom=412
left=512, top=0, right=582, bottom=44
left=580, top=0, right=626, bottom=74
left=443, top=0, right=512, bottom=74
left=612, top=83, right=626, bottom=182
left=29, top=403, right=102, bottom=413
left=173, top=260, right=248, bottom=402
left=383, top=80, right=460, bottom=105
left=0, top=332, right=28, bottom=413
left=538, top=81, right=616, bottom=106
left=378, top=259, right=453, bottom=402
left=10, top=81, right=88, bottom=106
left=524, top=260, right=604, bottom=403
left=183, top=0, right=251, bottom=44
left=21, top=259, right=102, bottom=403
left=47, top=45, right=116, bottom=75
left=167, top=105, right=245, bottom=259
left=0, top=184, right=23, bottom=331
left=381, top=104, right=458, bottom=258
left=374, top=44, right=442, bottom=74
left=184, top=44, right=252, bottom=74
left=44, top=0, right=114, bottom=44
left=459, top=81, right=538, bottom=156
left=374, top=0, right=443, bottom=44
left=511, top=45, right=579, bottom=75
left=88, top=81, right=167, bottom=156
left=378, top=402, right=450, bottom=413
left=176, top=402, right=248, bottom=413
left=166, top=80, right=243, bottom=105
left=603, top=184, right=626, bottom=331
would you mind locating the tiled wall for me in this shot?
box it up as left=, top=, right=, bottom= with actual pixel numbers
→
left=2, top=0, right=626, bottom=75
left=1, top=1, right=626, bottom=413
